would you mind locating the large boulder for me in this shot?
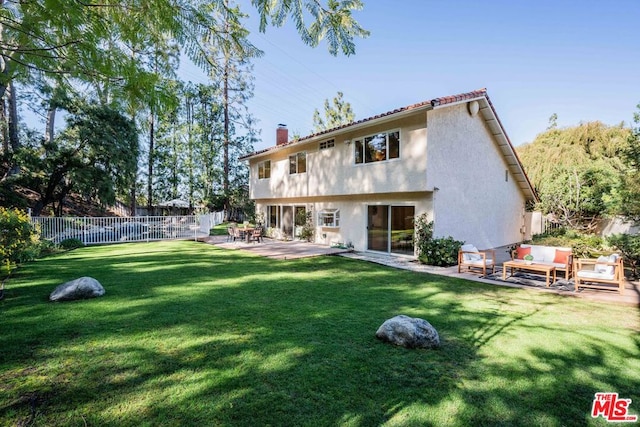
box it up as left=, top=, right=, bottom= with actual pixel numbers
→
left=375, top=315, right=440, bottom=349
left=50, top=277, right=105, bottom=302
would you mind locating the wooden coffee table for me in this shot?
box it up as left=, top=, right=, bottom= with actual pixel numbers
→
left=502, top=260, right=557, bottom=287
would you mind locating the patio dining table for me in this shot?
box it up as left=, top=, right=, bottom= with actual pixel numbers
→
left=237, top=227, right=255, bottom=243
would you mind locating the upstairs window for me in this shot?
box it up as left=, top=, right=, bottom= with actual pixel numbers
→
left=319, top=139, right=335, bottom=150
left=258, top=160, right=271, bottom=179
left=355, top=130, right=400, bottom=164
left=318, top=209, right=340, bottom=227
left=289, top=152, right=307, bottom=174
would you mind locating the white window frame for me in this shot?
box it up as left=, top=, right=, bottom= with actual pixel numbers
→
left=354, top=129, right=400, bottom=164
left=258, top=160, right=271, bottom=179
left=289, top=152, right=307, bottom=174
left=268, top=205, right=280, bottom=229
left=318, top=208, right=340, bottom=228
left=319, top=139, right=335, bottom=150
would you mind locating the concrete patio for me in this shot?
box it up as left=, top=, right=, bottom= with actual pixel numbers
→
left=198, top=236, right=639, bottom=306
left=199, top=235, right=351, bottom=259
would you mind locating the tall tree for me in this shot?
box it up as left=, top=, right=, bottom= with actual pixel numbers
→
left=15, top=104, right=138, bottom=216
left=312, top=91, right=355, bottom=132
left=517, top=121, right=631, bottom=230
left=203, top=0, right=262, bottom=218
left=617, top=103, right=640, bottom=220
left=143, top=40, right=181, bottom=213
left=1, top=0, right=369, bottom=213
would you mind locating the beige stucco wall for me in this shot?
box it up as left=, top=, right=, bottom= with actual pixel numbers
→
left=255, top=193, right=432, bottom=253
left=249, top=112, right=428, bottom=200
left=248, top=100, right=531, bottom=254
left=426, top=103, right=526, bottom=249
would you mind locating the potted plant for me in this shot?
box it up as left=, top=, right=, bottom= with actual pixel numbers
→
left=523, top=254, right=534, bottom=265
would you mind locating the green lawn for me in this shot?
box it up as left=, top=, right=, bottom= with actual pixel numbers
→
left=1, top=241, right=639, bottom=426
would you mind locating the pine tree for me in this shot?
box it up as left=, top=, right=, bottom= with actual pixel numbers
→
left=312, top=91, right=355, bottom=133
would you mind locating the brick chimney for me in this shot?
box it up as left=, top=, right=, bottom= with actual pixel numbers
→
left=276, top=124, right=288, bottom=146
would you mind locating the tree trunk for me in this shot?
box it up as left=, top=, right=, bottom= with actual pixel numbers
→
left=147, top=110, right=154, bottom=213
left=5, top=81, right=19, bottom=176
left=0, top=1, right=9, bottom=102
left=129, top=182, right=136, bottom=216
left=7, top=81, right=19, bottom=151
left=32, top=199, right=45, bottom=217
left=0, top=97, right=8, bottom=153
left=223, top=56, right=230, bottom=221
left=222, top=1, right=231, bottom=221
left=45, top=104, right=57, bottom=144
left=186, top=95, right=194, bottom=210
left=171, top=120, right=178, bottom=198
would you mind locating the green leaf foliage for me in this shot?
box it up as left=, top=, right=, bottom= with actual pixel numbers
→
left=312, top=91, right=355, bottom=133
left=251, top=0, right=370, bottom=56
left=15, top=104, right=139, bottom=216
left=415, top=213, right=464, bottom=267
left=608, top=233, right=640, bottom=279
left=517, top=121, right=632, bottom=229
left=617, top=103, right=640, bottom=220
left=0, top=208, right=38, bottom=275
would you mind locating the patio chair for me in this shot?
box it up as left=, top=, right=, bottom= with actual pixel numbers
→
left=232, top=227, right=245, bottom=243
left=458, top=244, right=496, bottom=276
left=574, top=254, right=625, bottom=294
left=226, top=226, right=235, bottom=242
left=250, top=226, right=263, bottom=243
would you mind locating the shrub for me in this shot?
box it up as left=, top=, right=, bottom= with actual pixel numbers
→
left=298, top=212, right=314, bottom=242
left=415, top=214, right=464, bottom=267
left=607, top=233, right=640, bottom=279
left=532, top=229, right=608, bottom=258
left=0, top=207, right=39, bottom=273
left=59, top=238, right=85, bottom=250
left=0, top=207, right=38, bottom=264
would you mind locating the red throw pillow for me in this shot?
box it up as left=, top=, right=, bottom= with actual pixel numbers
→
left=554, top=249, right=571, bottom=264
left=516, top=247, right=531, bottom=259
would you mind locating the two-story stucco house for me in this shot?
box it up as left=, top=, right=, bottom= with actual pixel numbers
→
left=240, top=89, right=536, bottom=256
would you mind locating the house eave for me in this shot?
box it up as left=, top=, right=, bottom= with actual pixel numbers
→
left=241, top=88, right=538, bottom=204
left=473, top=97, right=538, bottom=203
left=428, top=93, right=537, bottom=203
left=239, top=104, right=434, bottom=161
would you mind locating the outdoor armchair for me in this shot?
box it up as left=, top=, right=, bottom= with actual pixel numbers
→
left=458, top=244, right=496, bottom=276
left=574, top=254, right=625, bottom=294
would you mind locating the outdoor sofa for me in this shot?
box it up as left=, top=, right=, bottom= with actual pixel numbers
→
left=511, top=244, right=573, bottom=280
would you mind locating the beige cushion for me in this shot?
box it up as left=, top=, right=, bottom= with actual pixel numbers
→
left=466, top=259, right=493, bottom=266
left=577, top=270, right=615, bottom=281
left=595, top=255, right=614, bottom=275
left=460, top=244, right=482, bottom=261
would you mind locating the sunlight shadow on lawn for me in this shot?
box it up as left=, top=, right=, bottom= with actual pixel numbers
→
left=1, top=241, right=638, bottom=426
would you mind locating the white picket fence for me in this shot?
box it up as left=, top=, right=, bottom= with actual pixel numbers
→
left=32, top=212, right=224, bottom=246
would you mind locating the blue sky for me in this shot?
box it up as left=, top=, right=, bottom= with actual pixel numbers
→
left=179, top=0, right=639, bottom=152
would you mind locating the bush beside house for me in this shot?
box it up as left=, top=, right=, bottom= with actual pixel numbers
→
left=415, top=214, right=464, bottom=267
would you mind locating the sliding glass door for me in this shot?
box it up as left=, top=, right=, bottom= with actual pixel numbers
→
left=367, top=205, right=415, bottom=255
left=390, top=206, right=415, bottom=255
left=282, top=206, right=294, bottom=238
left=367, top=205, right=389, bottom=252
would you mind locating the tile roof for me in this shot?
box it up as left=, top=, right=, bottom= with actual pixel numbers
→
left=430, top=88, right=488, bottom=107
left=239, top=88, right=537, bottom=202
left=240, top=88, right=488, bottom=160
